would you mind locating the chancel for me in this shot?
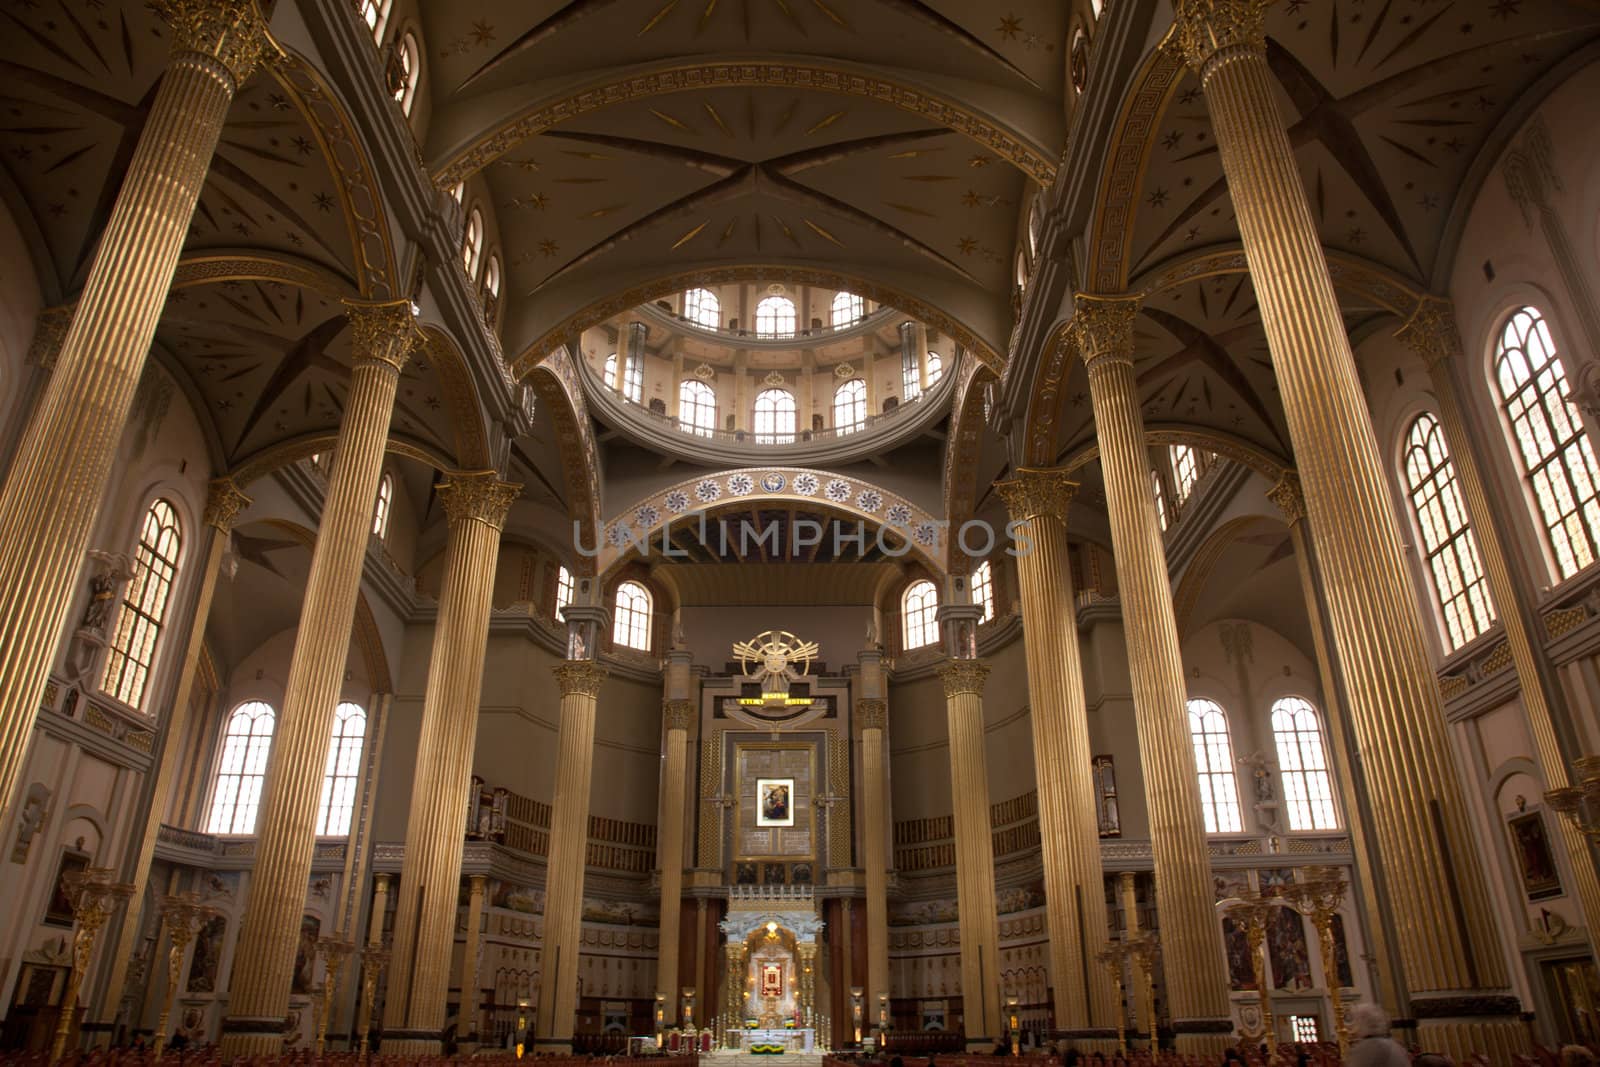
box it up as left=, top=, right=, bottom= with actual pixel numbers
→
left=0, top=0, right=1599, bottom=1063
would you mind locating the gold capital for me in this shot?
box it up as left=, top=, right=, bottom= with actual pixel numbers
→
left=1072, top=293, right=1142, bottom=370
left=858, top=698, right=888, bottom=731
left=203, top=477, right=252, bottom=531
left=1266, top=470, right=1306, bottom=524
left=1171, top=0, right=1269, bottom=73
left=996, top=467, right=1078, bottom=524
left=553, top=661, right=607, bottom=698
left=373, top=873, right=391, bottom=892
left=27, top=305, right=74, bottom=370
left=468, top=874, right=488, bottom=895
left=1395, top=296, right=1463, bottom=371
left=439, top=472, right=521, bottom=530
left=664, top=699, right=695, bottom=732
left=344, top=299, right=420, bottom=372
left=935, top=659, right=990, bottom=698
left=151, top=0, right=275, bottom=85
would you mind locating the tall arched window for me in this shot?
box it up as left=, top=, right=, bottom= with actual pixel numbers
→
left=831, top=291, right=864, bottom=327
left=1494, top=305, right=1600, bottom=579
left=359, top=0, right=393, bottom=40
left=1271, top=697, right=1338, bottom=831
left=1403, top=412, right=1495, bottom=649
left=755, top=296, right=796, bottom=338
left=1187, top=698, right=1243, bottom=833
left=972, top=560, right=995, bottom=623
left=483, top=254, right=502, bottom=313
left=1151, top=469, right=1170, bottom=531
left=462, top=207, right=484, bottom=279
left=902, top=580, right=940, bottom=650
left=903, top=358, right=923, bottom=401
left=101, top=499, right=183, bottom=709
left=613, top=581, right=652, bottom=651
left=372, top=473, right=393, bottom=539
left=1170, top=444, right=1212, bottom=504
left=621, top=353, right=643, bottom=404
left=207, top=701, right=276, bottom=834
left=603, top=353, right=619, bottom=390
left=390, top=31, right=419, bottom=116
left=754, top=388, right=796, bottom=444
left=680, top=379, right=716, bottom=437
left=925, top=351, right=943, bottom=387
left=834, top=379, right=866, bottom=434
left=555, top=565, right=575, bottom=618
left=315, top=702, right=367, bottom=836
left=684, top=288, right=720, bottom=330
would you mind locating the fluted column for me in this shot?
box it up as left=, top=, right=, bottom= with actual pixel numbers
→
left=535, top=660, right=608, bottom=1051
left=858, top=697, right=890, bottom=1022
left=935, top=659, right=1002, bottom=1049
left=0, top=0, right=270, bottom=832
left=354, top=873, right=391, bottom=1041
left=1268, top=473, right=1404, bottom=1015
left=98, top=478, right=251, bottom=1030
left=995, top=469, right=1114, bottom=1041
left=221, top=301, right=419, bottom=1054
left=1075, top=294, right=1232, bottom=1051
left=655, top=696, right=694, bottom=1024
left=459, top=874, right=489, bottom=1047
left=384, top=472, right=519, bottom=1055
left=1171, top=2, right=1520, bottom=1052
left=1399, top=300, right=1600, bottom=953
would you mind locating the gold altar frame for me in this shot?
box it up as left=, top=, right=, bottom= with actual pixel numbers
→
left=732, top=740, right=819, bottom=863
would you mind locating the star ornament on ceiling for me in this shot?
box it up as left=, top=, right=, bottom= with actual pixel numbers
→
left=996, top=14, right=1023, bottom=40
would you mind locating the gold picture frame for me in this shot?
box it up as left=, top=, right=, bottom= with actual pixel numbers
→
left=756, top=778, right=795, bottom=827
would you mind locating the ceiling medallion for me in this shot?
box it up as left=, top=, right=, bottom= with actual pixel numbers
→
left=693, top=362, right=717, bottom=380
left=766, top=283, right=788, bottom=296
left=763, top=371, right=788, bottom=387
left=833, top=363, right=856, bottom=379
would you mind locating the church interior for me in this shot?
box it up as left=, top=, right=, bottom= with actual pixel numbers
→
left=4, top=0, right=1600, bottom=1062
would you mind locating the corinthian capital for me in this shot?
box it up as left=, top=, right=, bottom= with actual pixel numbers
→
left=203, top=477, right=252, bottom=532
left=1072, top=293, right=1142, bottom=370
left=1266, top=470, right=1305, bottom=524
left=996, top=467, right=1078, bottom=524
left=858, top=698, right=888, bottom=731
left=1395, top=296, right=1464, bottom=371
left=343, top=299, right=420, bottom=372
left=151, top=0, right=276, bottom=85
left=935, top=658, right=990, bottom=698
left=553, top=661, right=607, bottom=698
left=439, top=471, right=521, bottom=530
left=664, top=699, right=695, bottom=732
left=1171, top=0, right=1269, bottom=74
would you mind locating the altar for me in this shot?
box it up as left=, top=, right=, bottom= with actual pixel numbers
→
left=731, top=1028, right=815, bottom=1052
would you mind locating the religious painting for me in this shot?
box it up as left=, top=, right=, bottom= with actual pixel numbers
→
left=760, top=961, right=784, bottom=999
left=763, top=862, right=787, bottom=884
left=292, top=914, right=321, bottom=994
left=791, top=862, right=813, bottom=884
left=756, top=778, right=794, bottom=827
left=735, top=862, right=759, bottom=885
left=187, top=914, right=227, bottom=993
left=1509, top=811, right=1563, bottom=900
left=1222, top=916, right=1256, bottom=990
left=43, top=849, right=90, bottom=927
left=1267, top=907, right=1312, bottom=991
left=1332, top=913, right=1355, bottom=988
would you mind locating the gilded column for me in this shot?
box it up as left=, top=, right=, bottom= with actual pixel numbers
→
left=1171, top=2, right=1521, bottom=1051
left=655, top=695, right=694, bottom=1024
left=1268, top=473, right=1404, bottom=1016
left=935, top=659, right=1002, bottom=1050
left=995, top=469, right=1114, bottom=1040
left=535, top=660, right=608, bottom=1051
left=858, top=697, right=890, bottom=1022
left=1075, top=294, right=1232, bottom=1051
left=0, top=0, right=270, bottom=832
left=458, top=874, right=489, bottom=1048
left=98, top=478, right=251, bottom=1029
left=384, top=472, right=519, bottom=1055
left=355, top=874, right=391, bottom=1041
left=221, top=300, right=420, bottom=1054
left=1398, top=300, right=1600, bottom=953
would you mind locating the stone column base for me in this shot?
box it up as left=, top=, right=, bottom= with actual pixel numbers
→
left=1172, top=1018, right=1235, bottom=1056
left=1414, top=996, right=1527, bottom=1063
left=217, top=1016, right=286, bottom=1057
left=383, top=1030, right=443, bottom=1056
